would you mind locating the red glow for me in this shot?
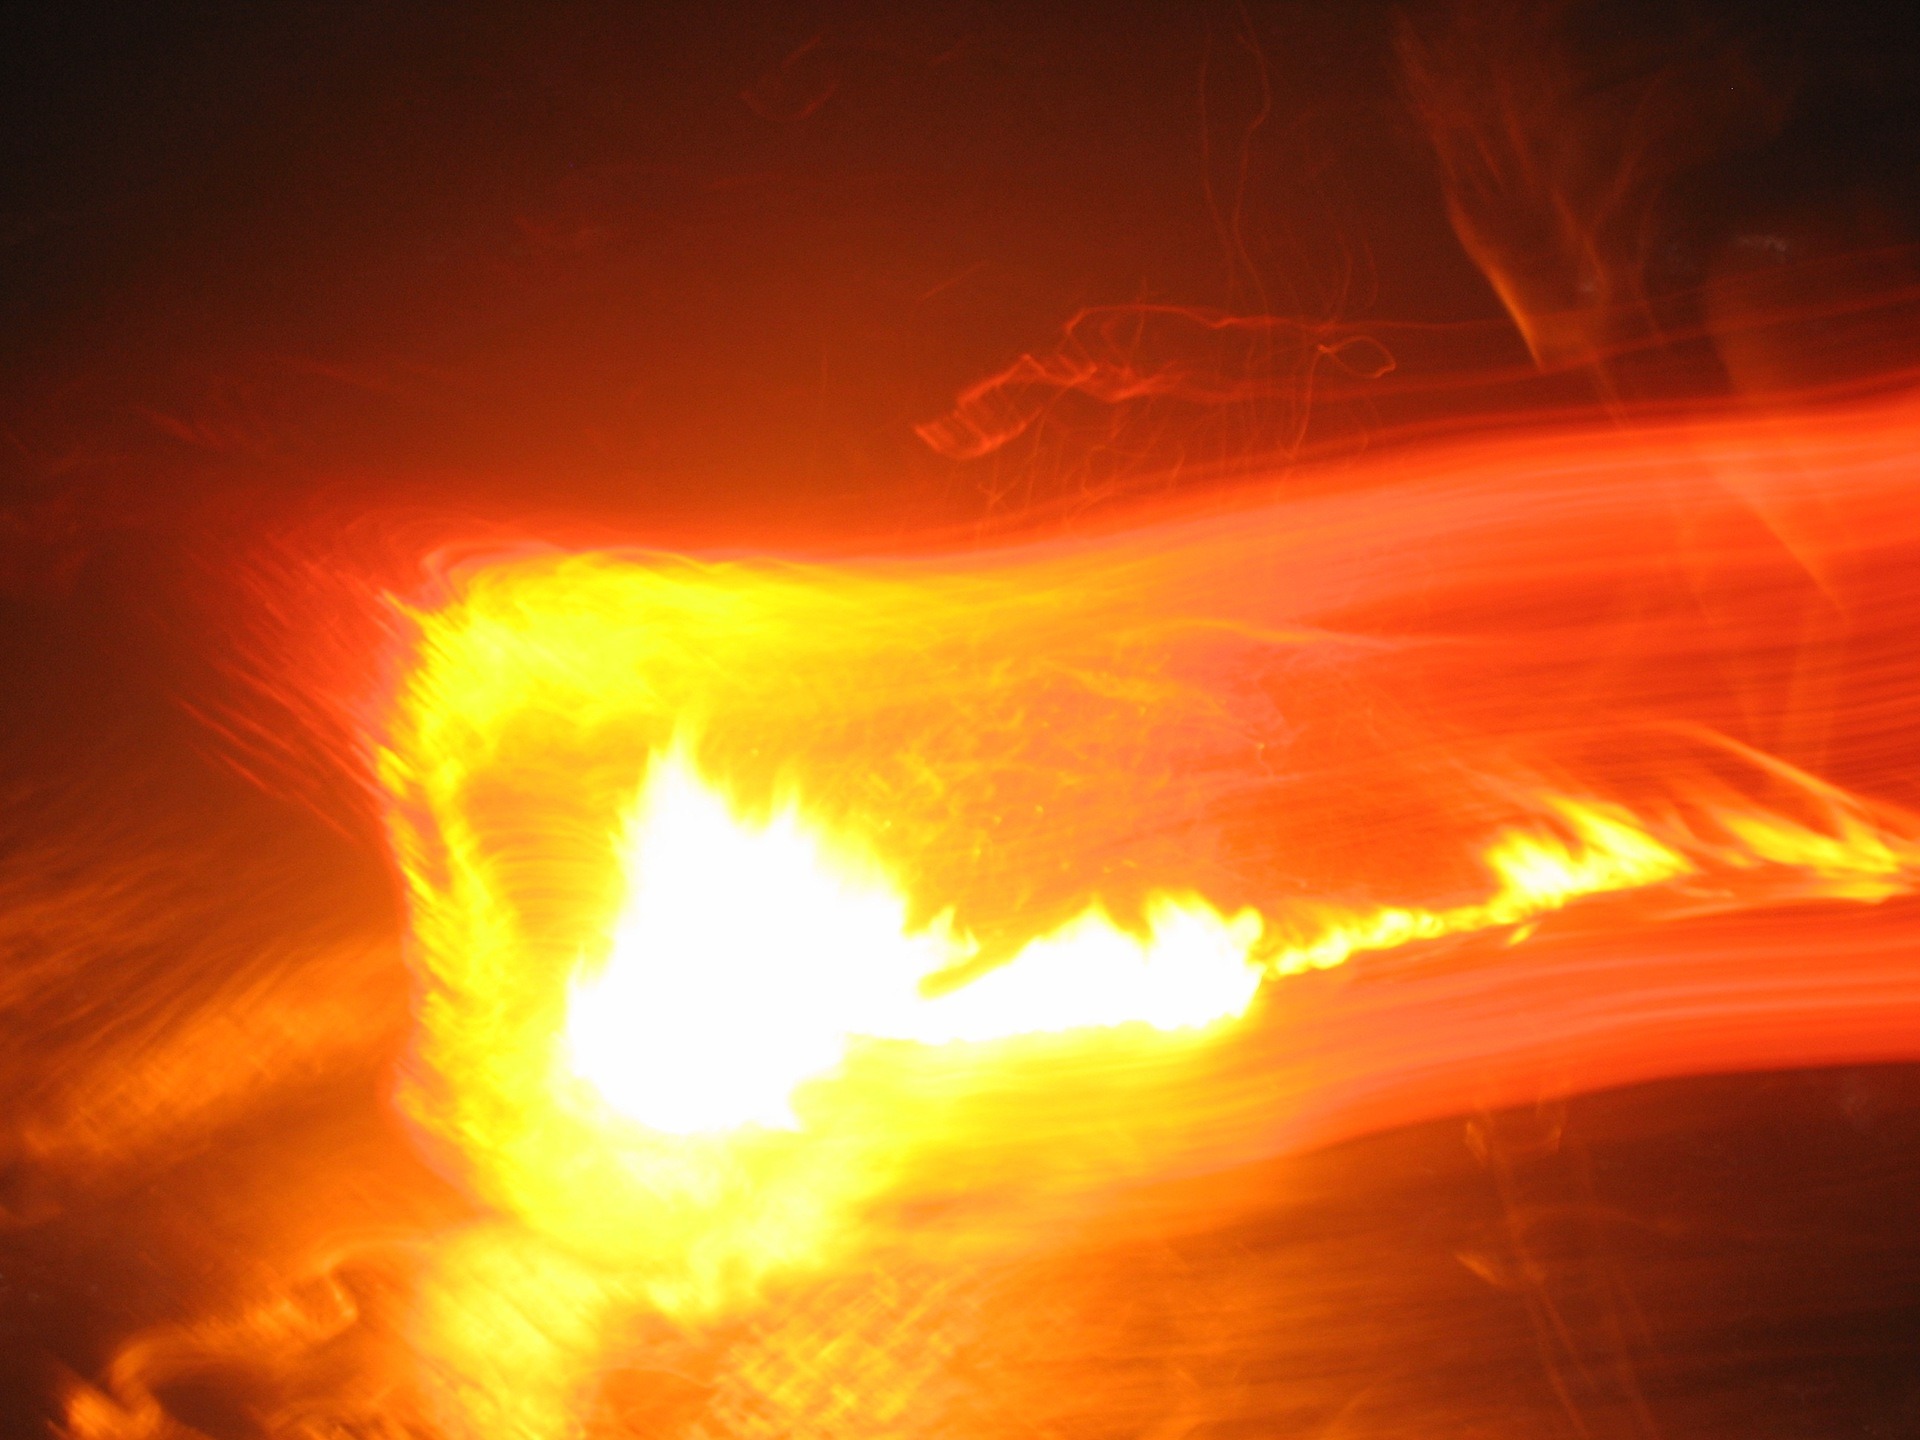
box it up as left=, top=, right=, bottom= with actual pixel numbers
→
left=19, top=9, right=1920, bottom=1438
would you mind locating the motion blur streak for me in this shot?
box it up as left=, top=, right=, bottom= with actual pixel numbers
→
left=210, top=381, right=1920, bottom=1439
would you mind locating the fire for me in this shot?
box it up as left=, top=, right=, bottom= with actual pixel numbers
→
left=566, top=746, right=1263, bottom=1136
left=32, top=6, right=1920, bottom=1435
left=57, top=388, right=1920, bottom=1440
left=563, top=755, right=1699, bottom=1140
left=375, top=467, right=1920, bottom=1333
left=320, top=387, right=1920, bottom=1440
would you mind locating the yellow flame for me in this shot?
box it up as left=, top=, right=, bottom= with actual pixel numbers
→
left=377, top=551, right=1920, bottom=1324
left=1265, top=797, right=1694, bottom=976
left=566, top=748, right=1264, bottom=1136
left=563, top=760, right=1715, bottom=1142
left=1714, top=807, right=1908, bottom=900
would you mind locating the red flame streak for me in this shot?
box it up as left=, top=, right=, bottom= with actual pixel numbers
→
left=60, top=380, right=1920, bottom=1440
left=366, top=379, right=1920, bottom=1264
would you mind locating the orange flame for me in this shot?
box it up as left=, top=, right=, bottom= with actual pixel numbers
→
left=374, top=481, right=1920, bottom=1336
left=566, top=746, right=1265, bottom=1136
left=333, top=387, right=1920, bottom=1440
left=58, top=387, right=1920, bottom=1440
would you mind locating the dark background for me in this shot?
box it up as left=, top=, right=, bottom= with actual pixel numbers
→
left=0, top=0, right=1539, bottom=548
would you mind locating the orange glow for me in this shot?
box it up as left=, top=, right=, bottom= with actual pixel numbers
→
left=566, top=746, right=1264, bottom=1136
left=336, top=387, right=1920, bottom=1440
left=563, top=764, right=1705, bottom=1141
left=371, top=399, right=1920, bottom=1351
left=56, top=385, right=1920, bottom=1440
left=32, top=11, right=1920, bottom=1438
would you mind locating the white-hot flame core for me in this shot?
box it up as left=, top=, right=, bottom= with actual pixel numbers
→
left=565, top=748, right=1901, bottom=1139
left=563, top=752, right=1265, bottom=1135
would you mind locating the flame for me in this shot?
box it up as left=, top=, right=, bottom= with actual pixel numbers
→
left=340, top=391, right=1920, bottom=1440
left=376, top=529, right=1920, bottom=1332
left=566, top=746, right=1263, bottom=1136
left=561, top=756, right=1704, bottom=1141
left=57, top=388, right=1920, bottom=1440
